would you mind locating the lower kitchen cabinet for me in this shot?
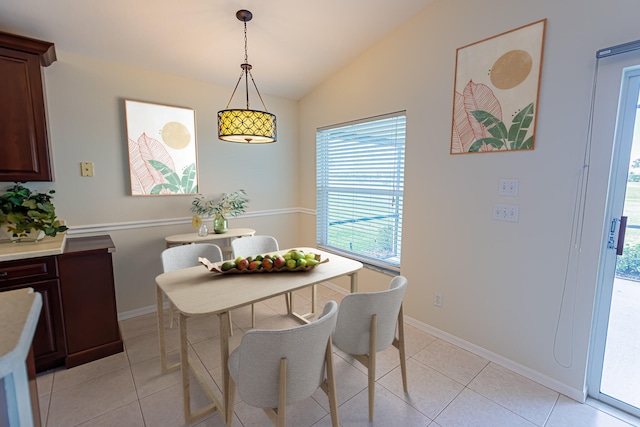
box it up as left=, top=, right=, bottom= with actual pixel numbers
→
left=0, top=235, right=123, bottom=372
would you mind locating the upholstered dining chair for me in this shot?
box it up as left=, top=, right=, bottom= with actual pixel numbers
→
left=332, top=275, right=408, bottom=421
left=231, top=235, right=281, bottom=327
left=227, top=301, right=340, bottom=427
left=161, top=243, right=225, bottom=329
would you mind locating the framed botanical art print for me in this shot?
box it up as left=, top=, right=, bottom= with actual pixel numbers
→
left=451, top=19, right=546, bottom=154
left=125, top=100, right=198, bottom=195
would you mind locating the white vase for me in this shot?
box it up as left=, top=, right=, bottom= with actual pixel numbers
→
left=1, top=224, right=46, bottom=242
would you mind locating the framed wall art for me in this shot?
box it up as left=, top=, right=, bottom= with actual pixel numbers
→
left=450, top=19, right=546, bottom=154
left=125, top=100, right=198, bottom=195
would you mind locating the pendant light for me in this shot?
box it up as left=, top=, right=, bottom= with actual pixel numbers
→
left=217, top=10, right=277, bottom=144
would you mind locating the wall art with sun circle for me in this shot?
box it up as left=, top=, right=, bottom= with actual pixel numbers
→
left=125, top=100, right=199, bottom=195
left=451, top=19, right=546, bottom=154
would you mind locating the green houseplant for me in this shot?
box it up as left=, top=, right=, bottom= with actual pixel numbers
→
left=191, top=189, right=249, bottom=234
left=0, top=183, right=68, bottom=241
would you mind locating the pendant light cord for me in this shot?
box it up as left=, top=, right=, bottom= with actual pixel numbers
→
left=224, top=17, right=270, bottom=112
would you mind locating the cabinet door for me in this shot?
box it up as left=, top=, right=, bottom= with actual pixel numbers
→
left=0, top=46, right=52, bottom=181
left=4, top=279, right=66, bottom=372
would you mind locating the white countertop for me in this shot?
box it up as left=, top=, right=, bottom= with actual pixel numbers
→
left=0, top=288, right=42, bottom=377
left=0, top=232, right=67, bottom=262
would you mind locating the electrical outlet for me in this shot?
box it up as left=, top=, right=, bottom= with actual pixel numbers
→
left=434, top=293, right=443, bottom=308
left=492, top=204, right=519, bottom=222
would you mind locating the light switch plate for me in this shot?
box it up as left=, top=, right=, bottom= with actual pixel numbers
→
left=499, top=179, right=518, bottom=196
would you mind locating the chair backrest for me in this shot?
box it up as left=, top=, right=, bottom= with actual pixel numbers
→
left=333, top=276, right=407, bottom=355
left=231, top=235, right=279, bottom=258
left=161, top=243, right=223, bottom=272
left=231, top=301, right=338, bottom=408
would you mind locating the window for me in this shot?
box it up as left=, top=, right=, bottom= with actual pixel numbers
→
left=316, top=111, right=406, bottom=272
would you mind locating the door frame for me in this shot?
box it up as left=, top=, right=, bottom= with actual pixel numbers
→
left=588, top=64, right=640, bottom=416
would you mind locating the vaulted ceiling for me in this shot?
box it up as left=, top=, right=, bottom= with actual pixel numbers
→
left=0, top=0, right=433, bottom=100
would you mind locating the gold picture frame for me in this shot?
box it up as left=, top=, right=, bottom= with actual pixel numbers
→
left=450, top=19, right=546, bottom=154
left=125, top=100, right=198, bottom=195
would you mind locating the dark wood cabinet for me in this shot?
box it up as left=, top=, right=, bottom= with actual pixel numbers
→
left=0, top=31, right=56, bottom=182
left=0, top=235, right=123, bottom=372
left=0, top=257, right=67, bottom=371
left=58, top=235, right=123, bottom=368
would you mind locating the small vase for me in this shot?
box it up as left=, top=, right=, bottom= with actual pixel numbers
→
left=213, top=216, right=228, bottom=234
left=1, top=224, right=45, bottom=242
left=197, top=223, right=209, bottom=237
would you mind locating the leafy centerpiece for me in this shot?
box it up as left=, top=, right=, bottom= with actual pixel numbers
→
left=0, top=183, right=68, bottom=242
left=191, top=189, right=249, bottom=234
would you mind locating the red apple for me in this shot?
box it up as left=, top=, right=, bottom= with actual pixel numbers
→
left=261, top=258, right=274, bottom=271
left=273, top=256, right=286, bottom=269
left=237, top=259, right=249, bottom=270
left=248, top=260, right=261, bottom=270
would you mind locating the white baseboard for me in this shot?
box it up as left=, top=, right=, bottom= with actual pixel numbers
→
left=321, top=281, right=585, bottom=402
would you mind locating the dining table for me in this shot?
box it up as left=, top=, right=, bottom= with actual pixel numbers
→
left=155, top=247, right=363, bottom=425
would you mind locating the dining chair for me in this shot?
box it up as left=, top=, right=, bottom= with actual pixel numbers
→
left=227, top=301, right=340, bottom=427
left=161, top=243, right=226, bottom=329
left=332, top=275, right=408, bottom=421
left=231, top=235, right=282, bottom=327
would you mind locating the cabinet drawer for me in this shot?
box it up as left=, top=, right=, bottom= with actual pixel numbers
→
left=0, top=256, right=58, bottom=287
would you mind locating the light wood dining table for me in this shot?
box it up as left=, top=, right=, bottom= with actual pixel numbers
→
left=155, top=247, right=363, bottom=425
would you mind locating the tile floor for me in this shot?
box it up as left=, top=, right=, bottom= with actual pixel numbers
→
left=35, top=284, right=640, bottom=427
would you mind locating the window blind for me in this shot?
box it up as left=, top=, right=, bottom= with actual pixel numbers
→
left=316, top=111, right=406, bottom=270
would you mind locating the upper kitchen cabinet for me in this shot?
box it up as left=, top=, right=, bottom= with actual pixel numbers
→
left=0, top=31, right=56, bottom=182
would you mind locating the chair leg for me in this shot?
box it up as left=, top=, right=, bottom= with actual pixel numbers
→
left=227, top=376, right=237, bottom=427
left=251, top=304, right=256, bottom=328
left=397, top=304, right=408, bottom=392
left=368, top=314, right=377, bottom=422
left=325, top=337, right=340, bottom=427
left=277, top=357, right=287, bottom=427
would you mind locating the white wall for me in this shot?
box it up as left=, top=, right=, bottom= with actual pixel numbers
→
left=1, top=50, right=300, bottom=313
left=299, top=0, right=640, bottom=399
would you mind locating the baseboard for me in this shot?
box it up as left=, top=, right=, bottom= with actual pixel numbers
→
left=118, top=302, right=168, bottom=321
left=322, top=280, right=585, bottom=402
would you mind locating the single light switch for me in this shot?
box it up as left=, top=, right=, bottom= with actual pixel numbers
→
left=81, top=162, right=94, bottom=177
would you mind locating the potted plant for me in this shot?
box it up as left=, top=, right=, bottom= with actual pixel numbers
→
left=191, top=189, right=249, bottom=234
left=0, top=183, right=68, bottom=242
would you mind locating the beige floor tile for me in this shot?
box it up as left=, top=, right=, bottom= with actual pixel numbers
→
left=36, top=369, right=56, bottom=396
left=337, top=383, right=431, bottom=426
left=403, top=324, right=438, bottom=357
left=75, top=401, right=145, bottom=427
left=413, top=339, right=489, bottom=385
left=39, top=392, right=50, bottom=426
left=339, top=341, right=404, bottom=381
left=46, top=366, right=137, bottom=427
left=52, top=351, right=129, bottom=392
left=187, top=314, right=223, bottom=344
left=312, top=352, right=368, bottom=410
left=120, top=311, right=165, bottom=341
left=546, top=395, right=635, bottom=427
left=232, top=396, right=329, bottom=427
left=190, top=330, right=244, bottom=372
left=130, top=349, right=183, bottom=398
left=379, top=358, right=464, bottom=420
left=229, top=301, right=279, bottom=330
left=468, top=362, right=558, bottom=425
left=125, top=326, right=181, bottom=365
left=139, top=380, right=222, bottom=427
left=435, top=388, right=536, bottom=426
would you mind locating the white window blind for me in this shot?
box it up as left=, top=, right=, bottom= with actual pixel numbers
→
left=316, top=111, right=406, bottom=271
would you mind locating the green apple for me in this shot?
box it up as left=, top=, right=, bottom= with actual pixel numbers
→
left=286, top=259, right=297, bottom=269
